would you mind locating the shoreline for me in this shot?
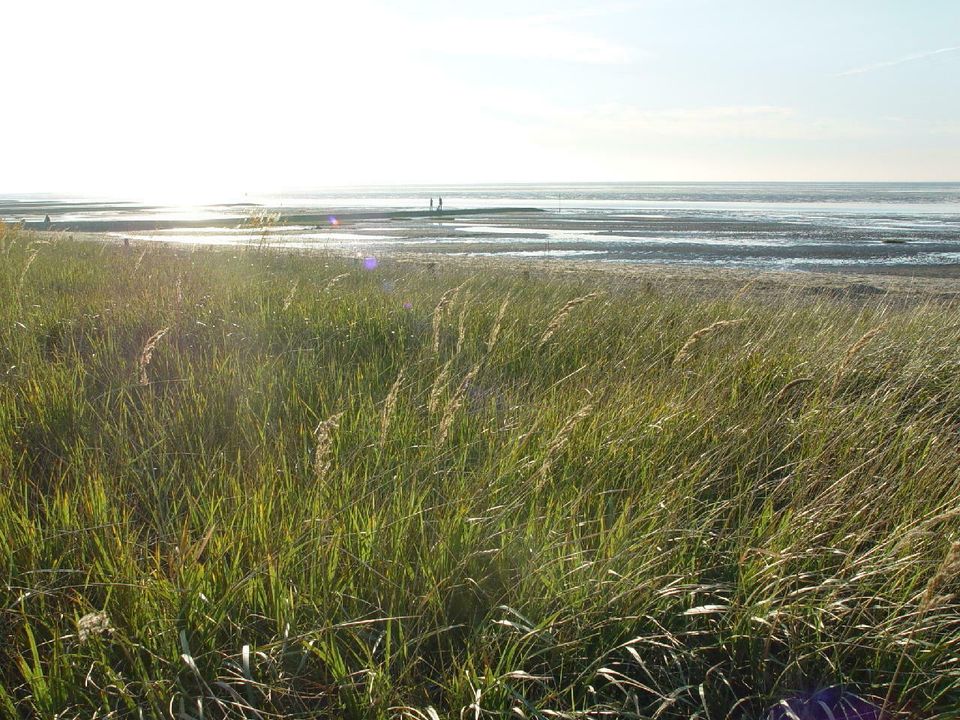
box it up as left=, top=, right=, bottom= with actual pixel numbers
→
left=10, top=206, right=543, bottom=232
left=8, top=197, right=959, bottom=282
left=30, top=229, right=960, bottom=303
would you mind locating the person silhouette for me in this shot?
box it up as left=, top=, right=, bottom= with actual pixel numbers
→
left=438, top=196, right=443, bottom=212
left=430, top=198, right=433, bottom=211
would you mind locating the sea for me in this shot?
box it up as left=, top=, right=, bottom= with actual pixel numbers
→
left=3, top=182, right=959, bottom=274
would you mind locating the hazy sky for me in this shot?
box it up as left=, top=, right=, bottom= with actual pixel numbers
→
left=3, top=0, right=959, bottom=195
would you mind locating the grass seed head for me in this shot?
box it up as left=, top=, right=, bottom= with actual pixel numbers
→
left=283, top=279, right=300, bottom=311
left=380, top=369, right=405, bottom=442
left=673, top=319, right=744, bottom=364
left=538, top=292, right=600, bottom=348
left=832, top=323, right=885, bottom=393
left=17, top=247, right=40, bottom=294
left=429, top=359, right=454, bottom=414
left=437, top=364, right=481, bottom=444
left=313, top=412, right=343, bottom=478
left=323, top=272, right=349, bottom=293
left=138, top=327, right=170, bottom=385
left=921, top=540, right=960, bottom=612
left=132, top=248, right=147, bottom=273
left=774, top=376, right=814, bottom=404
left=432, top=286, right=460, bottom=354
left=537, top=403, right=594, bottom=483
left=486, top=291, right=512, bottom=353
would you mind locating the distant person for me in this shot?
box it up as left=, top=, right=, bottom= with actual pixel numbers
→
left=438, top=196, right=443, bottom=212
left=43, top=214, right=51, bottom=227
left=430, top=198, right=433, bottom=211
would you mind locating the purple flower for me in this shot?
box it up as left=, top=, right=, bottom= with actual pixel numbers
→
left=403, top=302, right=413, bottom=310
left=768, top=687, right=884, bottom=720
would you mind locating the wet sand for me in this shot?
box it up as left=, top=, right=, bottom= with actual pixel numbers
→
left=386, top=248, right=960, bottom=304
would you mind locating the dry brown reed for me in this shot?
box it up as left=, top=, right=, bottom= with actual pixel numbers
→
left=538, top=292, right=600, bottom=349
left=673, top=319, right=744, bottom=364
left=831, top=323, right=885, bottom=393
left=313, top=412, right=343, bottom=478
left=138, top=327, right=170, bottom=385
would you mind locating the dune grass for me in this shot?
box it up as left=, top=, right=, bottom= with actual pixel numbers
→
left=1, top=226, right=959, bottom=719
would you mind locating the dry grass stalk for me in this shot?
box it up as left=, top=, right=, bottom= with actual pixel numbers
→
left=920, top=540, right=960, bottom=612
left=831, top=323, right=885, bottom=393
left=883, top=540, right=960, bottom=716
left=673, top=319, right=744, bottom=364
left=175, top=274, right=184, bottom=305
left=773, top=376, right=813, bottom=403
left=313, top=412, right=343, bottom=478
left=486, top=292, right=512, bottom=353
left=132, top=249, right=147, bottom=273
left=380, top=369, right=405, bottom=442
left=429, top=359, right=454, bottom=414
left=538, top=292, right=600, bottom=349
left=455, top=290, right=472, bottom=355
left=537, top=403, right=594, bottom=482
left=732, top=279, right=758, bottom=302
left=432, top=286, right=459, bottom=354
left=18, top=247, right=40, bottom=293
left=437, top=364, right=481, bottom=444
left=282, top=279, right=300, bottom=311
left=323, top=273, right=349, bottom=293
left=138, top=327, right=170, bottom=385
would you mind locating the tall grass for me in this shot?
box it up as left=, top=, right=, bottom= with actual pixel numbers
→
left=1, top=230, right=959, bottom=718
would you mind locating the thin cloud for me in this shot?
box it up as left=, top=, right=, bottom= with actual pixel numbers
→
left=838, top=45, right=960, bottom=76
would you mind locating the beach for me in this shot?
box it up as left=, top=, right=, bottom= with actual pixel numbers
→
left=4, top=182, right=959, bottom=280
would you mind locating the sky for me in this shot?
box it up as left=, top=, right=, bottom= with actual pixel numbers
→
left=2, top=0, right=959, bottom=195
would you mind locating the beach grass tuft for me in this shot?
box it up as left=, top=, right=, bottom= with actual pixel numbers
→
left=1, top=230, right=959, bottom=718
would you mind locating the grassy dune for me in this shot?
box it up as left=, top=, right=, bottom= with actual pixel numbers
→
left=1, top=227, right=959, bottom=718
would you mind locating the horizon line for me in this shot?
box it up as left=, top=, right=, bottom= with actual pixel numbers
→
left=4, top=179, right=960, bottom=196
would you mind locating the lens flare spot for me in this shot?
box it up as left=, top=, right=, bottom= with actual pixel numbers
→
left=363, top=256, right=378, bottom=270
left=328, top=216, right=339, bottom=226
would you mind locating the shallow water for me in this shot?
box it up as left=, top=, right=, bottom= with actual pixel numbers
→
left=4, top=183, right=959, bottom=273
